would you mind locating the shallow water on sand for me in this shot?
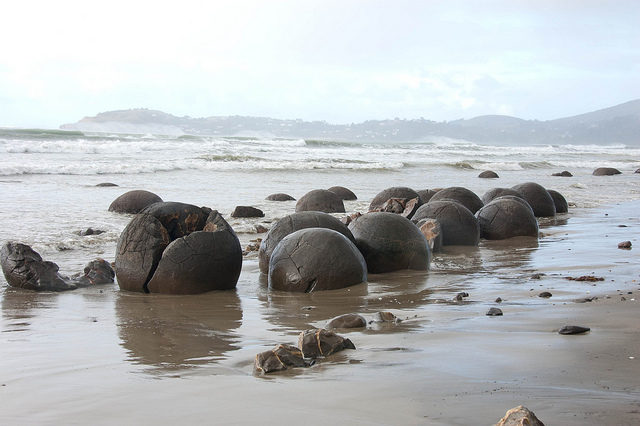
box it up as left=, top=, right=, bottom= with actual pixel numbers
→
left=1, top=131, right=640, bottom=424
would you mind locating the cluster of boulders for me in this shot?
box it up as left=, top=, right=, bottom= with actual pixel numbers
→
left=0, top=242, right=114, bottom=292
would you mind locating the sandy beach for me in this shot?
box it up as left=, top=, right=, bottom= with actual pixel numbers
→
left=2, top=195, right=638, bottom=425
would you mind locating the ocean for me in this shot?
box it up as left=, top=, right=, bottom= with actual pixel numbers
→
left=1, top=128, right=640, bottom=424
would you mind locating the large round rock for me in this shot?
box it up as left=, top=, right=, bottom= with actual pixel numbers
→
left=416, top=189, right=437, bottom=204
left=295, top=189, right=345, bottom=213
left=547, top=189, right=568, bottom=213
left=412, top=200, right=480, bottom=246
left=511, top=182, right=556, bottom=217
left=268, top=228, right=366, bottom=292
left=328, top=186, right=357, bottom=200
left=108, top=190, right=163, bottom=214
left=481, top=188, right=526, bottom=205
left=258, top=211, right=355, bottom=274
left=348, top=212, right=431, bottom=273
left=266, top=193, right=295, bottom=201
left=369, top=187, right=421, bottom=211
left=476, top=198, right=539, bottom=240
left=429, top=186, right=484, bottom=214
left=593, top=167, right=621, bottom=176
left=141, top=202, right=209, bottom=239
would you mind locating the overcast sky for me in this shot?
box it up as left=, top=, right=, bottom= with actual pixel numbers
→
left=1, top=0, right=639, bottom=128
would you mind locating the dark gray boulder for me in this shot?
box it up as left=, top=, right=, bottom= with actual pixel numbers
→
left=258, top=211, right=355, bottom=274
left=231, top=206, right=265, bottom=218
left=416, top=189, right=437, bottom=204
left=476, top=197, right=539, bottom=240
left=478, top=170, right=499, bottom=178
left=348, top=212, right=431, bottom=273
left=552, top=171, right=573, bottom=177
left=481, top=188, right=526, bottom=205
left=412, top=200, right=480, bottom=246
left=265, top=193, right=295, bottom=201
left=295, top=189, right=345, bottom=213
left=593, top=167, right=621, bottom=176
left=1, top=242, right=76, bottom=291
left=428, top=186, right=484, bottom=214
left=511, top=182, right=556, bottom=217
left=326, top=313, right=367, bottom=329
left=369, top=187, right=421, bottom=211
left=547, top=189, right=568, bottom=213
left=96, top=182, right=118, bottom=187
left=268, top=228, right=366, bottom=292
left=115, top=206, right=242, bottom=294
left=72, top=258, right=115, bottom=287
left=108, top=190, right=163, bottom=214
left=328, top=186, right=357, bottom=200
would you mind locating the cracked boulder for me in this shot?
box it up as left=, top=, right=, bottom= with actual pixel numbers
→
left=428, top=186, right=484, bottom=214
left=368, top=186, right=422, bottom=213
left=258, top=211, right=355, bottom=274
left=295, top=189, right=346, bottom=213
left=254, top=344, right=311, bottom=374
left=476, top=197, right=539, bottom=240
left=348, top=212, right=431, bottom=273
left=268, top=228, right=366, bottom=292
left=298, top=328, right=356, bottom=358
left=72, top=258, right=115, bottom=287
left=1, top=242, right=76, bottom=291
left=108, top=190, right=163, bottom=214
left=511, top=182, right=556, bottom=217
left=412, top=200, right=480, bottom=246
left=115, top=202, right=242, bottom=294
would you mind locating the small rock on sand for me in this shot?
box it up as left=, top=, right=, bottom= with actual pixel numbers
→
left=618, top=240, right=632, bottom=249
left=559, top=325, right=590, bottom=335
left=495, top=405, right=545, bottom=426
left=487, top=307, right=503, bottom=316
left=538, top=291, right=552, bottom=298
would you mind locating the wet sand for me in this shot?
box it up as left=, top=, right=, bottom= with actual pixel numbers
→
left=1, top=201, right=639, bottom=425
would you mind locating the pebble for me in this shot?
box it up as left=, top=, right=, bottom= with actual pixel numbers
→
left=558, top=325, right=590, bottom=335
left=495, top=297, right=502, bottom=303
left=538, top=291, right=552, bottom=298
left=618, top=241, right=632, bottom=249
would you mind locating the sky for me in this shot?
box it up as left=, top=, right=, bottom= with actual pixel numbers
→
left=1, top=0, right=639, bottom=128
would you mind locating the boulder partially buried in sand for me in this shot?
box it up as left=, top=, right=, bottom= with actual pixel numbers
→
left=547, top=189, right=568, bottom=213
left=348, top=212, right=431, bottom=273
left=108, top=190, right=163, bottom=214
left=0, top=242, right=77, bottom=291
left=231, top=206, right=265, bottom=218
left=478, top=170, right=499, bottom=179
left=495, top=405, right=545, bottom=426
left=593, top=167, right=621, bottom=176
left=369, top=186, right=422, bottom=211
left=265, top=193, right=295, bottom=201
left=295, top=189, right=345, bottom=213
left=481, top=188, right=527, bottom=205
left=326, top=313, right=367, bottom=329
left=476, top=197, right=539, bottom=240
left=412, top=200, right=480, bottom=246
left=115, top=202, right=242, bottom=294
left=258, top=211, right=355, bottom=274
left=511, top=182, right=556, bottom=217
left=328, top=186, right=357, bottom=200
left=428, top=186, right=484, bottom=214
left=298, top=328, right=356, bottom=358
left=268, top=228, right=366, bottom=292
left=72, top=258, right=115, bottom=286
left=416, top=189, right=438, bottom=203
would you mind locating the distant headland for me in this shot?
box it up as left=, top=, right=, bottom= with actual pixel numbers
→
left=61, top=99, right=640, bottom=145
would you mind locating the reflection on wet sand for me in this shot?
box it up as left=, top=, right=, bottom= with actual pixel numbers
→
left=115, top=290, right=242, bottom=372
left=1, top=288, right=52, bottom=331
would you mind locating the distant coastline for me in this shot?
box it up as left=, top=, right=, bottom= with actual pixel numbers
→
left=60, top=99, right=640, bottom=146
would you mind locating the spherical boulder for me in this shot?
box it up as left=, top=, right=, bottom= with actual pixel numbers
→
left=428, top=186, right=484, bottom=214
left=266, top=193, right=295, bottom=201
left=258, top=211, right=355, bottom=274
left=108, top=190, right=163, bottom=214
left=231, top=206, right=265, bottom=218
left=268, top=228, right=366, bottom=292
left=115, top=205, right=242, bottom=294
left=412, top=200, right=480, bottom=246
left=481, top=188, right=526, bottom=205
left=547, top=189, right=568, bottom=213
left=348, top=212, right=431, bottom=273
left=369, top=187, right=421, bottom=211
left=593, top=167, right=621, bottom=176
left=511, top=182, right=556, bottom=217
left=552, top=171, right=573, bottom=177
left=478, top=170, right=499, bottom=179
left=328, top=186, right=357, bottom=200
left=416, top=189, right=437, bottom=204
left=476, top=198, right=539, bottom=240
left=295, top=189, right=345, bottom=213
